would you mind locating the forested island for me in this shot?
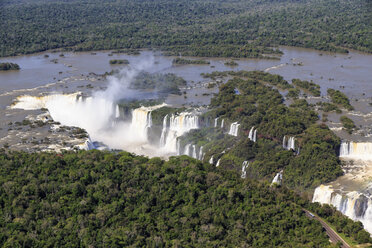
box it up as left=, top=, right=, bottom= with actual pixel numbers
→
left=1, top=0, right=371, bottom=58
left=172, top=58, right=210, bottom=65
left=109, top=59, right=129, bottom=65
left=0, top=62, right=20, bottom=71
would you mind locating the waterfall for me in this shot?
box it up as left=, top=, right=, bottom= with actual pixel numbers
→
left=216, top=159, right=221, bottom=167
left=271, top=170, right=283, bottom=186
left=241, top=161, right=249, bottom=179
left=198, top=146, right=204, bottom=160
left=159, top=114, right=168, bottom=147
left=192, top=145, right=197, bottom=159
left=78, top=137, right=96, bottom=150
left=178, top=143, right=204, bottom=160
left=228, top=122, right=240, bottom=136
left=130, top=106, right=154, bottom=141
left=160, top=112, right=200, bottom=153
left=209, top=155, right=214, bottom=165
left=184, top=144, right=191, bottom=156
left=340, top=141, right=372, bottom=160
left=283, top=136, right=296, bottom=151
left=313, top=185, right=372, bottom=233
left=221, top=119, right=224, bottom=128
left=248, top=127, right=257, bottom=142
left=176, top=139, right=181, bottom=155
left=214, top=117, right=219, bottom=127
left=115, top=104, right=120, bottom=118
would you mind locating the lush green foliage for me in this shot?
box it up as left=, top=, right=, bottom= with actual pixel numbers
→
left=0, top=62, right=20, bottom=70
left=1, top=0, right=371, bottom=57
left=109, top=59, right=129, bottom=65
left=172, top=58, right=210, bottom=65
left=327, top=89, right=354, bottom=111
left=202, top=70, right=293, bottom=90
left=317, top=102, right=342, bottom=113
left=292, top=79, right=321, bottom=97
left=309, top=202, right=372, bottom=244
left=340, top=116, right=356, bottom=134
left=287, top=88, right=300, bottom=99
left=0, top=149, right=361, bottom=247
left=180, top=73, right=342, bottom=190
left=224, top=60, right=239, bottom=67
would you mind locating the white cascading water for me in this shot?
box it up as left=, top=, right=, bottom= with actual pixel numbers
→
left=241, top=161, right=249, bottom=179
left=131, top=106, right=154, bottom=141
left=228, top=122, right=240, bottom=136
left=115, top=105, right=120, bottom=118
left=159, top=114, right=168, bottom=147
left=184, top=144, right=191, bottom=156
left=159, top=112, right=199, bottom=153
left=77, top=137, right=96, bottom=150
left=216, top=158, right=221, bottom=167
left=11, top=93, right=167, bottom=156
left=283, top=136, right=296, bottom=151
left=192, top=145, right=197, bottom=159
left=178, top=143, right=204, bottom=161
left=198, top=146, right=204, bottom=160
left=209, top=155, right=214, bottom=165
left=248, top=127, right=257, bottom=142
left=176, top=139, right=181, bottom=155
left=313, top=185, right=372, bottom=233
left=271, top=170, right=283, bottom=186
left=214, top=117, right=219, bottom=127
left=313, top=141, right=372, bottom=234
left=340, top=141, right=372, bottom=161
left=221, top=119, right=224, bottom=128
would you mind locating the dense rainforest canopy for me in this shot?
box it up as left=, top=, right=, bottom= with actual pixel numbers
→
left=0, top=150, right=371, bottom=247
left=1, top=0, right=371, bottom=57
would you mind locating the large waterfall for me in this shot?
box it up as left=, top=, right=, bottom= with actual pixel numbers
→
left=159, top=112, right=200, bottom=153
left=228, top=122, right=240, bottom=136
left=340, top=141, right=372, bottom=160
left=131, top=106, right=153, bottom=141
left=313, top=185, right=372, bottom=233
left=11, top=93, right=169, bottom=156
left=313, top=141, right=372, bottom=234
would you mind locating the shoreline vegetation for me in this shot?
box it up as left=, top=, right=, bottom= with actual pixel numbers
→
left=1, top=0, right=370, bottom=58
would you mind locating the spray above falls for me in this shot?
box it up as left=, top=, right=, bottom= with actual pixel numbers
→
left=9, top=58, right=206, bottom=157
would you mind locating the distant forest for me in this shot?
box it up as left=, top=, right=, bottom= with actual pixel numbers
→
left=1, top=0, right=371, bottom=57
